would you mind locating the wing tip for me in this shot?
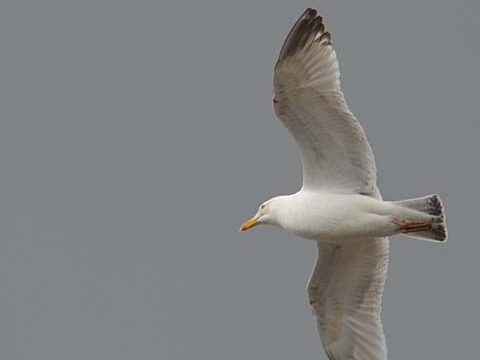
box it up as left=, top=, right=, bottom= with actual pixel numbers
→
left=276, top=8, right=330, bottom=67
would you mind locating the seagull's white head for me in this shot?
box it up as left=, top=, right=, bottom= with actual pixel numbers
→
left=240, top=196, right=286, bottom=231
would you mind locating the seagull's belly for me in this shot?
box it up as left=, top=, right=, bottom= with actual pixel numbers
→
left=286, top=212, right=390, bottom=242
left=280, top=193, right=393, bottom=242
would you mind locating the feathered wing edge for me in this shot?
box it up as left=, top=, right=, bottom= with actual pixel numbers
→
left=275, top=8, right=339, bottom=90
left=273, top=8, right=377, bottom=193
left=276, top=9, right=326, bottom=65
left=308, top=238, right=389, bottom=360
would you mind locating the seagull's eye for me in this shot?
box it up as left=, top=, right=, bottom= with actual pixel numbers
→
left=260, top=204, right=266, bottom=210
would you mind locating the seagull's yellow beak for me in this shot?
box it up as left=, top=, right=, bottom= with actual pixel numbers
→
left=240, top=217, right=259, bottom=232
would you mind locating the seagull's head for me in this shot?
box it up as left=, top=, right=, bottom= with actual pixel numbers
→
left=240, top=197, right=285, bottom=231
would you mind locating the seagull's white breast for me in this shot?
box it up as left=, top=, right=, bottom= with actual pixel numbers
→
left=278, top=191, right=391, bottom=242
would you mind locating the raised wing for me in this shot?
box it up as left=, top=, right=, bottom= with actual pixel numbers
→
left=308, top=238, right=389, bottom=360
left=273, top=8, right=377, bottom=193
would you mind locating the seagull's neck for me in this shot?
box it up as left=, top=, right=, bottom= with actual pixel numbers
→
left=270, top=189, right=330, bottom=227
left=267, top=192, right=303, bottom=226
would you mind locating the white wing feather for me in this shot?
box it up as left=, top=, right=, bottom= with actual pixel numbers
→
left=274, top=9, right=390, bottom=359
left=273, top=8, right=377, bottom=193
left=308, top=236, right=389, bottom=360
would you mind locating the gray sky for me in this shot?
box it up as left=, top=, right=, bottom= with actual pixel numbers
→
left=1, top=0, right=479, bottom=359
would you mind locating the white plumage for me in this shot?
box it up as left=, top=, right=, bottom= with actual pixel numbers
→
left=240, top=8, right=447, bottom=360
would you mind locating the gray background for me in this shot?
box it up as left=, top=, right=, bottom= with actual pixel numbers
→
left=0, top=0, right=478, bottom=359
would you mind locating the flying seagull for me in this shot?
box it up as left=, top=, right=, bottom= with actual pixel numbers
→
left=240, top=8, right=447, bottom=360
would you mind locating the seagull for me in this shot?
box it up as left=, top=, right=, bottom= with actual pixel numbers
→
left=240, top=8, right=447, bottom=360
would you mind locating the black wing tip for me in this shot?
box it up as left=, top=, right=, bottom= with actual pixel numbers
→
left=276, top=8, right=329, bottom=66
left=299, top=8, right=322, bottom=28
left=304, top=8, right=317, bottom=17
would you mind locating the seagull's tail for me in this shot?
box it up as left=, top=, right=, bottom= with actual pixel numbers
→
left=393, top=194, right=447, bottom=242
